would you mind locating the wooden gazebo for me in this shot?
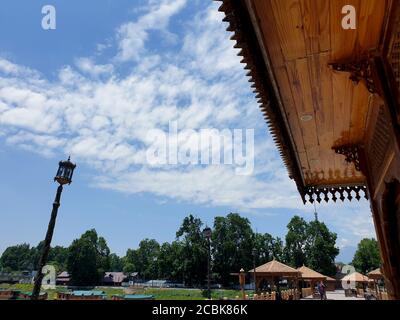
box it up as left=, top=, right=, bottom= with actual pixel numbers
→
left=298, top=265, right=326, bottom=296
left=217, top=0, right=400, bottom=299
left=368, top=268, right=385, bottom=298
left=249, top=259, right=300, bottom=296
left=368, top=268, right=384, bottom=281
left=342, top=272, right=369, bottom=285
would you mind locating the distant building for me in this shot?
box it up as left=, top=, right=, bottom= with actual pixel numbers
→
left=102, top=272, right=128, bottom=287
left=56, top=272, right=71, bottom=286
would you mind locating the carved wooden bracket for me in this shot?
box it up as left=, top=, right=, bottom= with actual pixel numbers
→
left=302, top=185, right=368, bottom=204
left=329, top=58, right=377, bottom=94
left=333, top=144, right=362, bottom=172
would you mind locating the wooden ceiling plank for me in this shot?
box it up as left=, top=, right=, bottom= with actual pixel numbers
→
left=299, top=0, right=320, bottom=56
left=332, top=71, right=354, bottom=177
left=274, top=66, right=308, bottom=155
left=310, top=53, right=335, bottom=181
left=358, top=0, right=388, bottom=50
left=270, top=0, right=308, bottom=61
left=317, top=0, right=331, bottom=52
left=349, top=85, right=371, bottom=143
left=251, top=0, right=286, bottom=68
left=330, top=0, right=360, bottom=61
left=286, top=58, right=320, bottom=174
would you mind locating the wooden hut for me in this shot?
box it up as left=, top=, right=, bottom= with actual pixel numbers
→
left=368, top=268, right=385, bottom=299
left=297, top=266, right=326, bottom=297
left=342, top=272, right=369, bottom=297
left=368, top=268, right=384, bottom=281
left=249, top=259, right=300, bottom=299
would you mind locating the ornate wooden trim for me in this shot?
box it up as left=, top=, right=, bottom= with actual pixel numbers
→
left=333, top=145, right=362, bottom=172
left=303, top=185, right=369, bottom=204
left=329, top=57, right=378, bottom=94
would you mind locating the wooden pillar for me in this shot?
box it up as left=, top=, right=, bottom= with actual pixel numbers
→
left=360, top=112, right=400, bottom=300
left=369, top=1, right=400, bottom=299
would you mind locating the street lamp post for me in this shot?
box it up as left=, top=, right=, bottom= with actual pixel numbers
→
left=252, top=248, right=257, bottom=293
left=31, top=157, right=76, bottom=300
left=202, top=227, right=212, bottom=299
left=239, top=268, right=246, bottom=300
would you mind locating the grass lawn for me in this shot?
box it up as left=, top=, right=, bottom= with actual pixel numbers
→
left=1, top=283, right=249, bottom=300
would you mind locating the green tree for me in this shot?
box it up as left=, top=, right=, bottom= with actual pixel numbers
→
left=157, top=241, right=184, bottom=281
left=67, top=229, right=111, bottom=286
left=253, top=233, right=284, bottom=264
left=109, top=253, right=123, bottom=272
left=284, top=216, right=308, bottom=267
left=0, top=244, right=36, bottom=271
left=176, top=214, right=208, bottom=286
left=124, top=239, right=160, bottom=280
left=212, top=213, right=255, bottom=286
left=305, top=220, right=339, bottom=276
left=352, top=238, right=381, bottom=274
left=80, top=229, right=110, bottom=274
left=123, top=249, right=138, bottom=273
left=67, top=239, right=99, bottom=286
left=33, top=242, right=69, bottom=272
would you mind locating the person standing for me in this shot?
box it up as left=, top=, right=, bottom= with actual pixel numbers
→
left=318, top=281, right=327, bottom=300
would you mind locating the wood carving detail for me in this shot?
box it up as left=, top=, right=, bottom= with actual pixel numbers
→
left=333, top=145, right=362, bottom=172
left=388, top=10, right=400, bottom=97
left=302, top=185, right=368, bottom=204
left=368, top=106, right=392, bottom=186
left=329, top=59, right=377, bottom=94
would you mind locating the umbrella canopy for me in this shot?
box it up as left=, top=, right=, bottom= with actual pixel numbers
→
left=297, top=266, right=327, bottom=280
left=249, top=259, right=300, bottom=277
left=368, top=268, right=384, bottom=280
left=342, top=272, right=369, bottom=283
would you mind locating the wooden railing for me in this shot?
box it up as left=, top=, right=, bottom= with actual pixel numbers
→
left=253, top=292, right=276, bottom=300
left=280, top=289, right=299, bottom=300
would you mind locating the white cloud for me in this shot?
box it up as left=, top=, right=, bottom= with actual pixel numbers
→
left=301, top=200, right=376, bottom=245
left=116, top=0, right=188, bottom=62
left=75, top=58, right=114, bottom=77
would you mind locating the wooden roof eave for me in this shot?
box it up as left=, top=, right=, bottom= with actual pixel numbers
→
left=216, top=0, right=307, bottom=202
left=216, top=0, right=374, bottom=204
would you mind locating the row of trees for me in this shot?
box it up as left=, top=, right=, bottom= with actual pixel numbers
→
left=0, top=213, right=378, bottom=286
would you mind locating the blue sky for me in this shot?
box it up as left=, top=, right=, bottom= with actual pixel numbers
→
left=0, top=0, right=375, bottom=263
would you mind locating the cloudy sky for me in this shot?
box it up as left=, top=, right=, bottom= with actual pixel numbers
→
left=0, top=0, right=375, bottom=262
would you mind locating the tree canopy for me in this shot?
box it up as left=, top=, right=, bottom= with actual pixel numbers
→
left=352, top=238, right=381, bottom=274
left=67, top=229, right=111, bottom=286
left=284, top=216, right=339, bottom=276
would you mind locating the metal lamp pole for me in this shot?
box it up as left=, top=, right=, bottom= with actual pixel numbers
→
left=31, top=157, right=76, bottom=300
left=252, top=248, right=257, bottom=293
